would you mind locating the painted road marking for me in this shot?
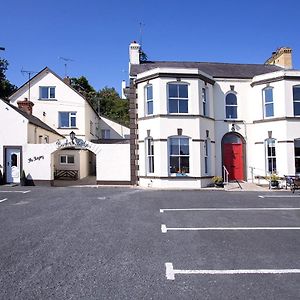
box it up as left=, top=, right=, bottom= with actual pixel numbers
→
left=0, top=198, right=8, bottom=203
left=165, top=263, right=300, bottom=280
left=98, top=197, right=106, bottom=200
left=0, top=190, right=30, bottom=194
left=259, top=195, right=300, bottom=198
left=161, top=224, right=300, bottom=233
left=160, top=207, right=300, bottom=213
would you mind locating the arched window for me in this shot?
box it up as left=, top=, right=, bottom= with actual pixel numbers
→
left=266, top=138, right=276, bottom=173
left=293, top=85, right=300, bottom=116
left=169, top=136, right=189, bottom=174
left=145, top=85, right=153, bottom=115
left=225, top=92, right=237, bottom=119
left=263, top=87, right=274, bottom=118
left=168, top=83, right=188, bottom=113
left=146, top=137, right=154, bottom=173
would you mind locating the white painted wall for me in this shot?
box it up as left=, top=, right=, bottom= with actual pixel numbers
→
left=96, top=143, right=130, bottom=182
left=99, top=116, right=130, bottom=139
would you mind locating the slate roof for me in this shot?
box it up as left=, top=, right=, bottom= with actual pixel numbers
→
left=130, top=61, right=283, bottom=79
left=2, top=99, right=63, bottom=137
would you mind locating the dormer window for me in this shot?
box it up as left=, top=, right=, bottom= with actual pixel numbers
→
left=40, top=86, right=55, bottom=99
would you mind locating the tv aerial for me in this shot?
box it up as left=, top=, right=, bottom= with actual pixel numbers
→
left=59, top=57, right=74, bottom=77
left=21, top=68, right=38, bottom=101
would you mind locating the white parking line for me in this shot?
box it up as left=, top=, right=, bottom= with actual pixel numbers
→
left=259, top=195, right=300, bottom=198
left=161, top=224, right=300, bottom=233
left=160, top=207, right=300, bottom=213
left=0, top=190, right=30, bottom=194
left=0, top=198, right=8, bottom=203
left=165, top=263, right=300, bottom=280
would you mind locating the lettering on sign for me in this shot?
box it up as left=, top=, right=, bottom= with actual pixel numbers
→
left=28, top=156, right=44, bottom=163
left=56, top=138, right=91, bottom=149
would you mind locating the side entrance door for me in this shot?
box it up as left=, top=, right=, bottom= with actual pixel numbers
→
left=223, top=143, right=244, bottom=181
left=5, top=148, right=21, bottom=183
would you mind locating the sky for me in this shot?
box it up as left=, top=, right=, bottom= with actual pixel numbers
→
left=1, top=0, right=300, bottom=94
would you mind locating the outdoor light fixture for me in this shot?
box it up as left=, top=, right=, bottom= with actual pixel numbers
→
left=70, top=131, right=76, bottom=144
left=231, top=124, right=236, bottom=132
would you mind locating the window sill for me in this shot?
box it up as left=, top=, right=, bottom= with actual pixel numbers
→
left=57, top=127, right=78, bottom=129
left=38, top=98, right=58, bottom=101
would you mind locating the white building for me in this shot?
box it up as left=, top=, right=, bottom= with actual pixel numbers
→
left=128, top=42, right=300, bottom=188
left=1, top=67, right=131, bottom=185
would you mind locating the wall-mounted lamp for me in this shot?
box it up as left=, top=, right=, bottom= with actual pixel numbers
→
left=231, top=124, right=236, bottom=132
left=70, top=131, right=76, bottom=144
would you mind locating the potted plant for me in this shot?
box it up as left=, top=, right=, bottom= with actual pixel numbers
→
left=212, top=176, right=224, bottom=187
left=266, top=173, right=280, bottom=188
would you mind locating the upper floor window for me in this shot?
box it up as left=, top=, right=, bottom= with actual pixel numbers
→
left=40, top=86, right=55, bottom=99
left=146, top=138, right=154, bottom=173
left=266, top=138, right=276, bottom=173
left=293, top=85, right=300, bottom=116
left=168, top=83, right=188, bottom=113
left=263, top=87, right=274, bottom=118
left=202, top=87, right=208, bottom=117
left=145, top=85, right=153, bottom=115
left=90, top=121, right=93, bottom=135
left=59, top=112, right=76, bottom=128
left=169, top=136, right=189, bottom=174
left=225, top=92, right=237, bottom=119
left=101, top=129, right=110, bottom=139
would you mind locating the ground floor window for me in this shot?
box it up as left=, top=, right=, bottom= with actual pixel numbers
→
left=266, top=138, right=276, bottom=173
left=60, top=155, right=75, bottom=164
left=169, top=137, right=189, bottom=174
left=204, top=138, right=210, bottom=174
left=146, top=138, right=154, bottom=173
left=295, top=139, right=300, bottom=174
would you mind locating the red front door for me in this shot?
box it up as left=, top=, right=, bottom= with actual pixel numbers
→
left=223, top=143, right=244, bottom=181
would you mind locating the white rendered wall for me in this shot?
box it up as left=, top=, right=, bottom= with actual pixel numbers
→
left=96, top=144, right=130, bottom=182
left=99, top=115, right=130, bottom=139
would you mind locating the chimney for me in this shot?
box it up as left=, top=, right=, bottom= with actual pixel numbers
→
left=129, top=41, right=140, bottom=65
left=121, top=80, right=126, bottom=99
left=17, top=98, right=34, bottom=115
left=265, top=47, right=293, bottom=69
left=63, top=76, right=71, bottom=85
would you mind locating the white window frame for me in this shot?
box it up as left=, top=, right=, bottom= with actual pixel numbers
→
left=169, top=136, right=190, bottom=175
left=202, top=87, right=209, bottom=117
left=225, top=92, right=238, bottom=119
left=265, top=138, right=277, bottom=174
left=294, top=139, right=300, bottom=174
left=167, top=83, right=189, bottom=114
left=263, top=87, right=274, bottom=118
left=204, top=138, right=210, bottom=175
left=58, top=112, right=77, bottom=128
left=293, top=85, right=300, bottom=116
left=146, top=137, right=154, bottom=174
left=145, top=85, right=153, bottom=115
left=60, top=154, right=75, bottom=165
left=39, top=86, right=56, bottom=99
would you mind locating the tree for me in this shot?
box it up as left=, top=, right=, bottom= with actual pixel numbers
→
left=0, top=58, right=17, bottom=100
left=96, top=87, right=129, bottom=127
left=70, top=76, right=129, bottom=127
left=70, top=76, right=96, bottom=102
